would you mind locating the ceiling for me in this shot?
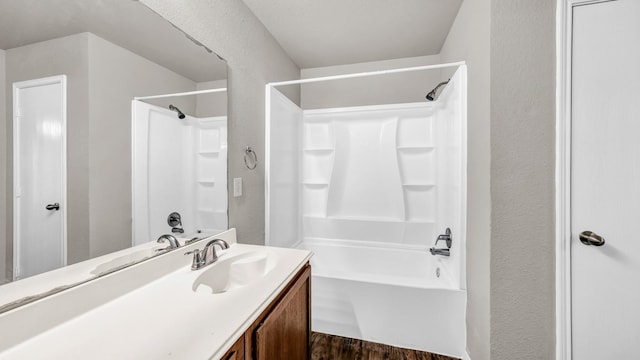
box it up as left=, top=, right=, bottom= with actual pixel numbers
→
left=242, top=0, right=463, bottom=69
left=0, top=0, right=226, bottom=82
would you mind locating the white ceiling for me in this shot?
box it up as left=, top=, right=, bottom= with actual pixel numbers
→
left=0, top=0, right=226, bottom=82
left=242, top=0, right=463, bottom=68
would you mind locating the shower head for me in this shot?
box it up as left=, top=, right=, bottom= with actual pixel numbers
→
left=169, top=104, right=186, bottom=119
left=426, top=79, right=450, bottom=101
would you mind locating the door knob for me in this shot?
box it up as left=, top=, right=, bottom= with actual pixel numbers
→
left=45, top=203, right=60, bottom=211
left=579, top=231, right=605, bottom=246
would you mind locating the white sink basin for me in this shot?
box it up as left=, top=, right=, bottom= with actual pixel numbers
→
left=192, top=251, right=277, bottom=294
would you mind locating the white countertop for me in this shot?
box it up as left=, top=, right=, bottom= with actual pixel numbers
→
left=0, top=240, right=170, bottom=310
left=0, top=229, right=312, bottom=359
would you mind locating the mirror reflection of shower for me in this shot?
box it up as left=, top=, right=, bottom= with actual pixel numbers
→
left=426, top=79, right=450, bottom=101
left=168, top=104, right=186, bottom=119
left=132, top=87, right=228, bottom=246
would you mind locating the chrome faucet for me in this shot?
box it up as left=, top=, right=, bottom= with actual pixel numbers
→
left=191, top=238, right=229, bottom=270
left=429, top=228, right=452, bottom=257
left=157, top=234, right=181, bottom=249
left=429, top=247, right=450, bottom=256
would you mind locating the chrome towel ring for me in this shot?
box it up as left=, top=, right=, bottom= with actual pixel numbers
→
left=244, top=146, right=257, bottom=170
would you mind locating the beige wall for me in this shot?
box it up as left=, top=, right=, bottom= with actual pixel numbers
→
left=0, top=49, right=5, bottom=283
left=300, top=55, right=442, bottom=109
left=5, top=33, right=91, bottom=268
left=196, top=79, right=228, bottom=118
left=439, top=0, right=491, bottom=359
left=140, top=0, right=300, bottom=244
left=490, top=1, right=556, bottom=359
left=87, top=34, right=198, bottom=257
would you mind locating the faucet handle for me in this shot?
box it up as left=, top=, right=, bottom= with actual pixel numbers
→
left=189, top=249, right=204, bottom=270
left=435, top=228, right=452, bottom=249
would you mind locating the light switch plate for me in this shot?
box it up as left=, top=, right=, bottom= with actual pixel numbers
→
left=233, top=177, right=242, bottom=197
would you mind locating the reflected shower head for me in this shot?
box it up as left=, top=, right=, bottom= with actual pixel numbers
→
left=169, top=104, right=186, bottom=119
left=426, top=79, right=450, bottom=101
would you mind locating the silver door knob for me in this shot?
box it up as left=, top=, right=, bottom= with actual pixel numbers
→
left=45, top=203, right=60, bottom=211
left=579, top=231, right=605, bottom=246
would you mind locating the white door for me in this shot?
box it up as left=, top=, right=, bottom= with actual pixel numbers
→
left=571, top=0, right=640, bottom=358
left=13, top=76, right=67, bottom=280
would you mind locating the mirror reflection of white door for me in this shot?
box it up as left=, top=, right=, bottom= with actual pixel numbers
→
left=13, top=75, right=67, bottom=280
left=570, top=0, right=640, bottom=358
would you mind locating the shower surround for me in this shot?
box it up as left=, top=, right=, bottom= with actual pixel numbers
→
left=266, top=65, right=467, bottom=358
left=132, top=101, right=228, bottom=245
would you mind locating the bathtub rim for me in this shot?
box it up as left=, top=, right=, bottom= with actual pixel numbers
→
left=298, top=239, right=461, bottom=291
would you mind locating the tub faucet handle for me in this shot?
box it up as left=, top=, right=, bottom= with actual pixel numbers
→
left=430, top=228, right=452, bottom=256
left=436, top=228, right=452, bottom=249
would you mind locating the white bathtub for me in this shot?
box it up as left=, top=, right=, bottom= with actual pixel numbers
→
left=300, top=241, right=466, bottom=358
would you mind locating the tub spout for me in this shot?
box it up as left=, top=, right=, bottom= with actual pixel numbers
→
left=429, top=247, right=450, bottom=256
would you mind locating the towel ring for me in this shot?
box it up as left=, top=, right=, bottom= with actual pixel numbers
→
left=244, top=146, right=258, bottom=170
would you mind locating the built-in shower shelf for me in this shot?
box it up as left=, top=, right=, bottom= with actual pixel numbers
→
left=303, top=181, right=329, bottom=186
left=305, top=215, right=407, bottom=223
left=303, top=148, right=334, bottom=153
left=198, top=179, right=215, bottom=185
left=198, top=150, right=219, bottom=156
left=396, top=146, right=435, bottom=151
left=402, top=184, right=436, bottom=188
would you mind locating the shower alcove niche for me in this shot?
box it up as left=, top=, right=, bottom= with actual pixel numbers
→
left=266, top=63, right=467, bottom=358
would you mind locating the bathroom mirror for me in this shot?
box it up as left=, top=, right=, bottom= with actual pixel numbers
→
left=0, top=0, right=228, bottom=305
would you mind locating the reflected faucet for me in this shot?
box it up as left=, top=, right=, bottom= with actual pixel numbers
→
left=190, top=239, right=229, bottom=270
left=167, top=212, right=184, bottom=234
left=157, top=234, right=181, bottom=249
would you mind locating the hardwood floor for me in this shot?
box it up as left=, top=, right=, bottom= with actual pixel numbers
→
left=310, top=332, right=460, bottom=360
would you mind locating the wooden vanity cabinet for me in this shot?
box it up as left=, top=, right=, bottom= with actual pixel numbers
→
left=221, top=336, right=244, bottom=360
left=220, top=263, right=311, bottom=360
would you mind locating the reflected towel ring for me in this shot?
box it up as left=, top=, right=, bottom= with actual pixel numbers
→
left=244, top=146, right=258, bottom=170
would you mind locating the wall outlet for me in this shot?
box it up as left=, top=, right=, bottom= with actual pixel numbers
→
left=233, top=177, right=242, bottom=197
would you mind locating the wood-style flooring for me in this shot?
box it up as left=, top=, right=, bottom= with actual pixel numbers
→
left=311, top=332, right=460, bottom=360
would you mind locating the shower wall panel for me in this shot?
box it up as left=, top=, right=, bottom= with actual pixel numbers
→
left=146, top=106, right=196, bottom=242
left=266, top=88, right=302, bottom=248
left=194, top=117, right=228, bottom=235
left=302, top=103, right=439, bottom=247
left=434, top=67, right=466, bottom=289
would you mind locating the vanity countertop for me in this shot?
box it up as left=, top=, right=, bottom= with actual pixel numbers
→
left=0, top=239, right=170, bottom=311
left=0, top=229, right=312, bottom=359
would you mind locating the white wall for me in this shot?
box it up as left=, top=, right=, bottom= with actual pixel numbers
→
left=300, top=55, right=441, bottom=109
left=140, top=0, right=301, bottom=245
left=439, top=0, right=491, bottom=359
left=0, top=49, right=6, bottom=283
left=490, top=1, right=556, bottom=359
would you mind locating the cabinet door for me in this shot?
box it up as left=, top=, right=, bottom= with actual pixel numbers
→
left=254, top=266, right=310, bottom=360
left=222, top=335, right=245, bottom=360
